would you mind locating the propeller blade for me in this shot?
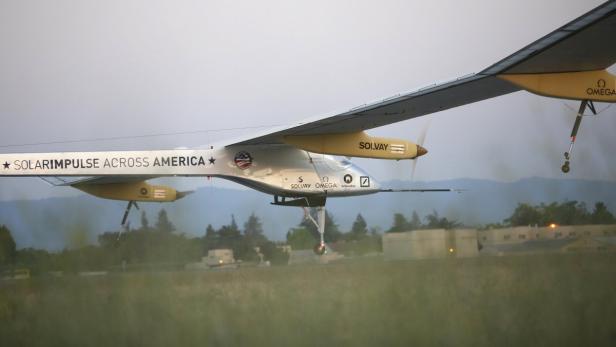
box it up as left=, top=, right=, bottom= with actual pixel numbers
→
left=411, top=120, right=431, bottom=181
left=411, top=159, right=419, bottom=181
left=417, top=119, right=431, bottom=147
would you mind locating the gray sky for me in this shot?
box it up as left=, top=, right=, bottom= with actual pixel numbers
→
left=1, top=0, right=615, bottom=201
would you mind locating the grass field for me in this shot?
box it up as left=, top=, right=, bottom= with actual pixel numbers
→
left=1, top=253, right=616, bottom=346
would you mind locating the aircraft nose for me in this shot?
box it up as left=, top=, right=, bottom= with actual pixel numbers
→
left=416, top=144, right=428, bottom=157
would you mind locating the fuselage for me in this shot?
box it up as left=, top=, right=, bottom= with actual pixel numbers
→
left=0, top=145, right=380, bottom=198
left=219, top=145, right=380, bottom=198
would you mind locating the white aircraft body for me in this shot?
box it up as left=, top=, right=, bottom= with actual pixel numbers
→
left=0, top=146, right=381, bottom=197
left=1, top=1, right=616, bottom=254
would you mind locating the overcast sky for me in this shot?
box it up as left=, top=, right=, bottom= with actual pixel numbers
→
left=0, top=0, right=615, bottom=201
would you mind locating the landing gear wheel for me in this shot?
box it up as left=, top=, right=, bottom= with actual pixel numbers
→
left=561, top=161, right=570, bottom=173
left=313, top=243, right=326, bottom=255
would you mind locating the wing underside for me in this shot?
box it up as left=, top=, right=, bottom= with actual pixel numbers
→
left=41, top=176, right=157, bottom=186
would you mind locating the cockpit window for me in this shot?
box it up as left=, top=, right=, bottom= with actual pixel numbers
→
left=339, top=159, right=353, bottom=168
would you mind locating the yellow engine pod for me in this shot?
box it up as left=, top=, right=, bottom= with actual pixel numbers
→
left=283, top=131, right=424, bottom=160
left=498, top=70, right=616, bottom=103
left=73, top=181, right=179, bottom=202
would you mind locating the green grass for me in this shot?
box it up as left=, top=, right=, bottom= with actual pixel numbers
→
left=1, top=253, right=616, bottom=346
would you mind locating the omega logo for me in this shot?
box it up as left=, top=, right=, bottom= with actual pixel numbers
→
left=598, top=79, right=606, bottom=88
left=586, top=78, right=615, bottom=96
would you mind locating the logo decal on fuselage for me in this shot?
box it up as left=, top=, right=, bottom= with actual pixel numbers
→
left=343, top=174, right=353, bottom=184
left=360, top=176, right=370, bottom=187
left=234, top=151, right=253, bottom=170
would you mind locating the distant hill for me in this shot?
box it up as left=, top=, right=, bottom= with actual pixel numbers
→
left=1, top=177, right=616, bottom=251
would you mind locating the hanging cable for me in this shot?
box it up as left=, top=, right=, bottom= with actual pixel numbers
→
left=0, top=123, right=286, bottom=149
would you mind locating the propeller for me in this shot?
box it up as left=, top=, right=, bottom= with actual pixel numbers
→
left=411, top=120, right=431, bottom=181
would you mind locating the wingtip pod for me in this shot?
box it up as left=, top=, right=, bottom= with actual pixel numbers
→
left=499, top=70, right=616, bottom=103
left=492, top=2, right=616, bottom=103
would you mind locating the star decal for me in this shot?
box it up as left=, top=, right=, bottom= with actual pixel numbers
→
left=208, top=157, right=216, bottom=165
left=2, top=161, right=9, bottom=169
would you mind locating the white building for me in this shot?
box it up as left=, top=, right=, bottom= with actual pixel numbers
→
left=206, top=249, right=235, bottom=267
left=382, top=229, right=479, bottom=260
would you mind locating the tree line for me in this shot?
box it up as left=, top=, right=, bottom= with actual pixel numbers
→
left=386, top=201, right=616, bottom=232
left=1, top=209, right=290, bottom=274
left=503, top=201, right=615, bottom=227
left=0, top=208, right=381, bottom=273
left=386, top=210, right=461, bottom=233
left=1, top=200, right=615, bottom=273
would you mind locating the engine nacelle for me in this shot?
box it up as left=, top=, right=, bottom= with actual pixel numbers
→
left=283, top=131, right=427, bottom=160
left=73, top=181, right=189, bottom=202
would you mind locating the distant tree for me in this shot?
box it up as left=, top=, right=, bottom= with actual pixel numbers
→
left=15, top=248, right=52, bottom=274
left=548, top=201, right=586, bottom=225
left=140, top=211, right=150, bottom=231
left=349, top=214, right=368, bottom=240
left=299, top=209, right=342, bottom=242
left=409, top=211, right=422, bottom=230
left=387, top=213, right=409, bottom=233
left=504, top=200, right=613, bottom=227
left=155, top=209, right=175, bottom=233
left=591, top=202, right=616, bottom=224
left=505, top=203, right=542, bottom=226
left=286, top=227, right=315, bottom=250
left=213, top=213, right=265, bottom=262
left=0, top=225, right=16, bottom=266
left=217, top=215, right=242, bottom=254
left=203, top=224, right=219, bottom=253
left=219, top=215, right=241, bottom=241
left=234, top=237, right=260, bottom=262
left=425, top=210, right=460, bottom=229
left=244, top=212, right=264, bottom=238
left=230, top=215, right=239, bottom=233
left=205, top=224, right=217, bottom=239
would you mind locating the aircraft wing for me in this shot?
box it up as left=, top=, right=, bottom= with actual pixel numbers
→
left=229, top=1, right=616, bottom=146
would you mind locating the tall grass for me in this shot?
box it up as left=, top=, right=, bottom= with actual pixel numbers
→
left=1, top=253, right=616, bottom=346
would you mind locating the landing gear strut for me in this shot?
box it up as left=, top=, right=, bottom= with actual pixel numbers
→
left=303, top=206, right=327, bottom=255
left=118, top=200, right=139, bottom=240
left=562, top=100, right=596, bottom=173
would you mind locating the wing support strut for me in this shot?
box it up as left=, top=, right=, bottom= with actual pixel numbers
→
left=562, top=100, right=597, bottom=173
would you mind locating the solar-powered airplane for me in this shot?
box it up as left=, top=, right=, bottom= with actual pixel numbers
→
left=1, top=2, right=615, bottom=254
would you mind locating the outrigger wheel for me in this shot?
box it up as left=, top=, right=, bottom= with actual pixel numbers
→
left=303, top=206, right=328, bottom=255
left=561, top=161, right=570, bottom=173
left=313, top=243, right=326, bottom=255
